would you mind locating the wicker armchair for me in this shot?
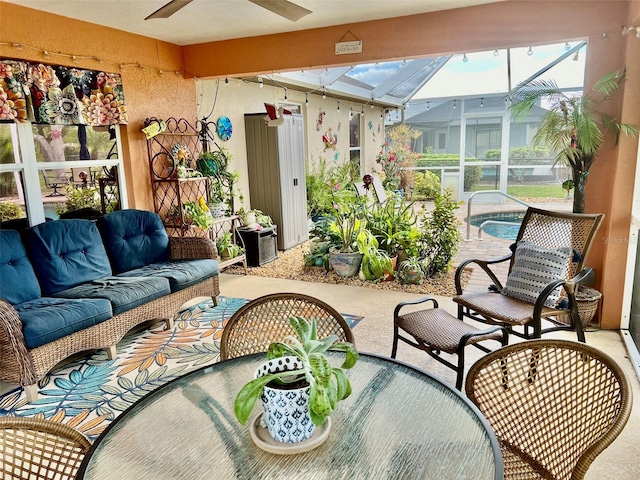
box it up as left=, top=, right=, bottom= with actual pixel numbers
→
left=453, top=207, right=603, bottom=342
left=465, top=339, right=632, bottom=480
left=0, top=417, right=91, bottom=480
left=220, top=292, right=354, bottom=360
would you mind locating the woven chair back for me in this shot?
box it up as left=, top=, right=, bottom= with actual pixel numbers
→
left=0, top=417, right=91, bottom=480
left=513, top=208, right=603, bottom=280
left=220, top=293, right=354, bottom=360
left=465, top=339, right=632, bottom=480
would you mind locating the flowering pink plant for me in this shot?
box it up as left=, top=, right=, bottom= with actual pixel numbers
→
left=376, top=142, right=402, bottom=190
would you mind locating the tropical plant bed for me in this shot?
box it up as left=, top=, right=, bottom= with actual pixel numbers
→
left=224, top=241, right=471, bottom=297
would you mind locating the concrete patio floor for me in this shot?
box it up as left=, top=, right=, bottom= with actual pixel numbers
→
left=220, top=198, right=638, bottom=480
left=219, top=271, right=639, bottom=480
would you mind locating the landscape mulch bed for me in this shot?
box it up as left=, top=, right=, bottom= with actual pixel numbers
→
left=224, top=242, right=470, bottom=297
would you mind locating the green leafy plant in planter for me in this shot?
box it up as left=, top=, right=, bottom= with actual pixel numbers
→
left=397, top=256, right=425, bottom=285
left=216, top=231, right=243, bottom=259
left=328, top=196, right=367, bottom=254
left=303, top=240, right=331, bottom=271
left=182, top=199, right=214, bottom=230
left=365, top=193, right=419, bottom=258
left=234, top=316, right=358, bottom=428
left=356, top=229, right=393, bottom=281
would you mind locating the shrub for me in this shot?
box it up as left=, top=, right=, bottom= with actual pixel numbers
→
left=55, top=184, right=101, bottom=216
left=418, top=189, right=462, bottom=276
left=413, top=171, right=441, bottom=200
left=464, top=165, right=483, bottom=191
left=0, top=201, right=24, bottom=221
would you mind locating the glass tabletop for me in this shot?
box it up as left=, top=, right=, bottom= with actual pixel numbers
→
left=78, top=352, right=502, bottom=480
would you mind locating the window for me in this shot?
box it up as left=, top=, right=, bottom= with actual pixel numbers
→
left=0, top=122, right=126, bottom=225
left=349, top=113, right=361, bottom=177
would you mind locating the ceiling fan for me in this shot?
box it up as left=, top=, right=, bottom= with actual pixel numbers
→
left=145, top=0, right=312, bottom=22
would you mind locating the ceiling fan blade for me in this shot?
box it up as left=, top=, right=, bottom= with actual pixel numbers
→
left=145, top=0, right=194, bottom=20
left=248, top=0, right=312, bottom=22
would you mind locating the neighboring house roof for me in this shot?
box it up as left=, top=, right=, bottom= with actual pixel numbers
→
left=405, top=98, right=549, bottom=125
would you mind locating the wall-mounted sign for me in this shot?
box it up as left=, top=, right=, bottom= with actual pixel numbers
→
left=335, top=41, right=362, bottom=55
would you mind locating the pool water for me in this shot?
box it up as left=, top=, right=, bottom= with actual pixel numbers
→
left=469, top=211, right=526, bottom=241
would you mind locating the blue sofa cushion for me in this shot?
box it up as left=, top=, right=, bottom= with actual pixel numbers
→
left=97, top=210, right=170, bottom=275
left=22, top=219, right=112, bottom=296
left=0, top=230, right=41, bottom=304
left=118, top=259, right=219, bottom=292
left=15, top=297, right=113, bottom=349
left=53, top=276, right=171, bottom=315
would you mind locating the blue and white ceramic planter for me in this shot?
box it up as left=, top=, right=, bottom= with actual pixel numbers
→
left=255, top=356, right=315, bottom=443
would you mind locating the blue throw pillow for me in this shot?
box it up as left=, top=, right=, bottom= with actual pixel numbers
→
left=97, top=209, right=170, bottom=274
left=0, top=230, right=41, bottom=304
left=502, top=241, right=572, bottom=307
left=22, top=219, right=113, bottom=296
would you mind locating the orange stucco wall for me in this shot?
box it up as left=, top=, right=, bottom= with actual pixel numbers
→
left=2, top=0, right=639, bottom=329
left=0, top=1, right=197, bottom=210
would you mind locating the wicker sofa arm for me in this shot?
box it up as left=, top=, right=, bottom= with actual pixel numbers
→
left=0, top=299, right=37, bottom=386
left=169, top=236, right=218, bottom=261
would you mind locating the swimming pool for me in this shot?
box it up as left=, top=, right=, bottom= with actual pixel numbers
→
left=468, top=211, right=526, bottom=241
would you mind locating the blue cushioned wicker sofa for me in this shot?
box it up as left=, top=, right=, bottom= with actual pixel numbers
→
left=0, top=209, right=220, bottom=402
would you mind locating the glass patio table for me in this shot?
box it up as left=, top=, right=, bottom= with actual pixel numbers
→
left=77, top=352, right=503, bottom=480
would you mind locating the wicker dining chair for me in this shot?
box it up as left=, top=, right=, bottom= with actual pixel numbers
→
left=465, top=339, right=633, bottom=480
left=220, top=292, right=355, bottom=360
left=0, top=416, right=91, bottom=480
left=453, top=207, right=604, bottom=342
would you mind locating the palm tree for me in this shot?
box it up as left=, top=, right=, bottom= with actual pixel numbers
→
left=510, top=70, right=638, bottom=213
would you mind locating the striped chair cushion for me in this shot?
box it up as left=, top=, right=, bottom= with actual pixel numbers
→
left=502, top=241, right=571, bottom=307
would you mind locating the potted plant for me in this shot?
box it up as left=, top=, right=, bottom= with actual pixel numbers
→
left=365, top=193, right=420, bottom=266
left=208, top=179, right=227, bottom=217
left=236, top=208, right=273, bottom=230
left=303, top=240, right=331, bottom=271
left=234, top=316, right=358, bottom=444
left=328, top=199, right=366, bottom=277
left=182, top=197, right=214, bottom=230
left=510, top=70, right=639, bottom=213
left=216, top=231, right=243, bottom=259
left=356, top=229, right=393, bottom=281
left=397, top=256, right=425, bottom=285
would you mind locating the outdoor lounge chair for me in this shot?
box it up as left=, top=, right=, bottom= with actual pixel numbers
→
left=453, top=207, right=603, bottom=342
left=220, top=292, right=354, bottom=360
left=41, top=170, right=69, bottom=197
left=465, top=339, right=632, bottom=480
left=0, top=416, right=91, bottom=479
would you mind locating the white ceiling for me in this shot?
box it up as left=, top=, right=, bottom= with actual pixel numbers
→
left=6, top=0, right=505, bottom=46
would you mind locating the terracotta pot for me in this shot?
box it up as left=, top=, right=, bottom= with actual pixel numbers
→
left=384, top=254, right=398, bottom=281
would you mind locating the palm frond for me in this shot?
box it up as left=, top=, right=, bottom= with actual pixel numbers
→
left=591, top=70, right=625, bottom=98
left=619, top=123, right=640, bottom=138
left=575, top=110, right=603, bottom=155
left=510, top=78, right=567, bottom=122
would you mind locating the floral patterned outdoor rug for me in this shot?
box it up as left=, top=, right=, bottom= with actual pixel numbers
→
left=0, top=296, right=362, bottom=441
